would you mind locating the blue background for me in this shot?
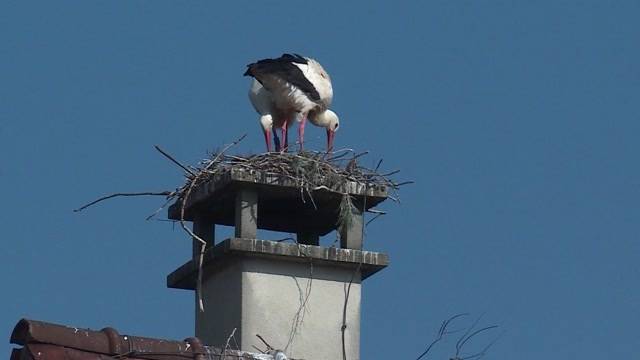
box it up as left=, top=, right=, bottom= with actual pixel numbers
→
left=2, top=1, right=639, bottom=359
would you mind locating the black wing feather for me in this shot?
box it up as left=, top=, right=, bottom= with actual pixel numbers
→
left=244, top=54, right=320, bottom=101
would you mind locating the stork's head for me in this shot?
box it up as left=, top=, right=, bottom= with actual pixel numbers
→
left=309, top=109, right=339, bottom=152
left=259, top=114, right=274, bottom=152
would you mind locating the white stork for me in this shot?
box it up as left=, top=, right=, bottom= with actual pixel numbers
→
left=245, top=53, right=340, bottom=152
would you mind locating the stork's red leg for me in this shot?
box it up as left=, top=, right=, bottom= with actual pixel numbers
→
left=298, top=115, right=307, bottom=152
left=264, top=130, right=272, bottom=152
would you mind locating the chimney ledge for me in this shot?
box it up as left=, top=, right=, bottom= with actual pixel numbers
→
left=167, top=238, right=389, bottom=290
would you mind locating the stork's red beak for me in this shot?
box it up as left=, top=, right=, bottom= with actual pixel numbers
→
left=326, top=129, right=335, bottom=153
left=264, top=129, right=272, bottom=152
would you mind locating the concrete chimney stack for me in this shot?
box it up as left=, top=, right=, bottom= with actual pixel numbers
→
left=166, top=168, right=389, bottom=360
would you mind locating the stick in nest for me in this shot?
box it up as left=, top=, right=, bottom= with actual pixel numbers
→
left=178, top=134, right=247, bottom=313
left=154, top=145, right=196, bottom=176
left=73, top=191, right=173, bottom=213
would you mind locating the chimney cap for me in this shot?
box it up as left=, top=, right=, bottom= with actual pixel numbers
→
left=168, top=167, right=388, bottom=236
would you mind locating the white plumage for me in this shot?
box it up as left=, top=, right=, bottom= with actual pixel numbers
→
left=245, top=54, right=340, bottom=152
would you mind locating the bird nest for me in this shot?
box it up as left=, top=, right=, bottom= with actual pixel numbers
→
left=172, top=147, right=409, bottom=232
left=179, top=151, right=400, bottom=197
left=74, top=136, right=409, bottom=234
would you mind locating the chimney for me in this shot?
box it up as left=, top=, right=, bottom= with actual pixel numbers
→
left=167, top=167, right=389, bottom=359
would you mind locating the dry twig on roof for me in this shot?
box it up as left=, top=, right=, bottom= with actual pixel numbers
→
left=452, top=314, right=501, bottom=360
left=414, top=313, right=501, bottom=360
left=415, top=313, right=468, bottom=360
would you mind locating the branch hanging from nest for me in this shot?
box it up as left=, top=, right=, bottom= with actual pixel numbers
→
left=178, top=134, right=247, bottom=313
left=73, top=191, right=174, bottom=213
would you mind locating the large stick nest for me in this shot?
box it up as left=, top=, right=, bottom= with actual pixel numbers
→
left=74, top=136, right=410, bottom=229
left=176, top=150, right=403, bottom=201
left=170, top=148, right=409, bottom=232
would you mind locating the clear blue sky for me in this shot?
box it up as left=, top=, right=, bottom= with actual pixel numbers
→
left=2, top=1, right=638, bottom=359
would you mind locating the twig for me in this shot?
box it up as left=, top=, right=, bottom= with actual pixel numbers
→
left=179, top=134, right=247, bottom=312
left=366, top=209, right=387, bottom=215
left=145, top=196, right=175, bottom=221
left=374, top=159, right=383, bottom=172
left=415, top=313, right=468, bottom=360
left=73, top=191, right=173, bottom=213
left=285, top=256, right=313, bottom=352
left=455, top=314, right=484, bottom=356
left=154, top=145, right=196, bottom=176
left=459, top=330, right=503, bottom=360
left=379, top=169, right=400, bottom=177
left=221, top=328, right=237, bottom=360
left=457, top=325, right=499, bottom=354
left=365, top=213, right=384, bottom=226
left=351, top=151, right=369, bottom=161
left=341, top=262, right=361, bottom=360
left=255, top=334, right=274, bottom=351
left=395, top=180, right=415, bottom=186
left=455, top=321, right=499, bottom=359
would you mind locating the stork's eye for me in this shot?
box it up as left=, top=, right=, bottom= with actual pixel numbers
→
left=320, top=72, right=327, bottom=79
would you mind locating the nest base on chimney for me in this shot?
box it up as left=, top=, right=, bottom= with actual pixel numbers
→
left=167, top=166, right=388, bottom=239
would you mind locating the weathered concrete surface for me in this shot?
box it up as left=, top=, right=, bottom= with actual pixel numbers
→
left=167, top=167, right=388, bottom=236
left=167, top=238, right=389, bottom=290
left=196, top=261, right=243, bottom=352
left=170, top=239, right=387, bottom=359
left=196, top=257, right=361, bottom=360
left=234, top=188, right=258, bottom=238
left=340, top=205, right=364, bottom=249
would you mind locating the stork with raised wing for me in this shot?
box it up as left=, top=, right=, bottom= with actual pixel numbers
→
left=245, top=53, right=339, bottom=152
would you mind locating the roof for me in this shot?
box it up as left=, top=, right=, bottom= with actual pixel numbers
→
left=10, top=319, right=280, bottom=360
